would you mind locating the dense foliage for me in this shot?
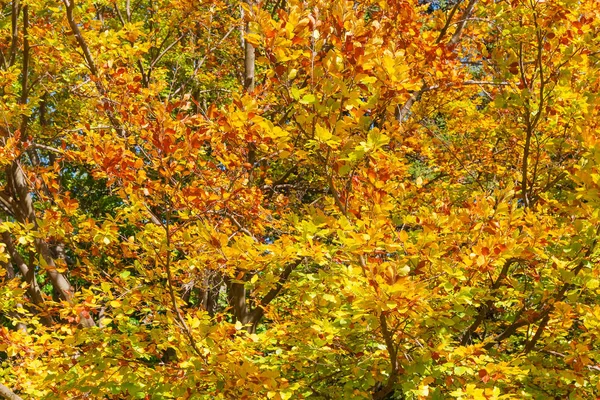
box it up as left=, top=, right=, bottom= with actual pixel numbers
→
left=1, top=0, right=600, bottom=398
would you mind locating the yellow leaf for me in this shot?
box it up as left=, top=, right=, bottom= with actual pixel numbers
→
left=315, top=124, right=332, bottom=142
left=101, top=282, right=112, bottom=293
left=398, top=265, right=411, bottom=276
left=299, top=94, right=316, bottom=104
left=246, top=33, right=262, bottom=46
left=399, top=230, right=408, bottom=242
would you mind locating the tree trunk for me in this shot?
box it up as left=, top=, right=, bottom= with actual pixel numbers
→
left=0, top=383, right=23, bottom=400
left=4, top=162, right=95, bottom=327
left=243, top=0, right=255, bottom=92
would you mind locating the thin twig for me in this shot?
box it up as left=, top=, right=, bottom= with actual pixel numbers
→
left=164, top=206, right=204, bottom=361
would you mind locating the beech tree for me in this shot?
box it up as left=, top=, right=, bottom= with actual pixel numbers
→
left=1, top=0, right=600, bottom=398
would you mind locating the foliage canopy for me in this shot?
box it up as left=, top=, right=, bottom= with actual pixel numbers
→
left=1, top=0, right=600, bottom=398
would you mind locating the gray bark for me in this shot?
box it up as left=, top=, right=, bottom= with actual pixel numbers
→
left=0, top=383, right=23, bottom=400
left=243, top=0, right=255, bottom=91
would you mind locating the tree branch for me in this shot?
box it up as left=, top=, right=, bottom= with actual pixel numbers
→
left=163, top=207, right=203, bottom=359
left=62, top=0, right=98, bottom=75
left=248, top=258, right=303, bottom=330
left=18, top=5, right=30, bottom=140
left=461, top=258, right=520, bottom=345
left=486, top=226, right=600, bottom=352
left=0, top=383, right=23, bottom=400
left=8, top=0, right=20, bottom=67
left=243, top=0, right=256, bottom=91
left=436, top=0, right=463, bottom=44
left=523, top=225, right=600, bottom=353
left=372, top=312, right=400, bottom=400
left=449, top=0, right=478, bottom=46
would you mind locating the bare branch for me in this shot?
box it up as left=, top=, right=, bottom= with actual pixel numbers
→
left=31, top=143, right=64, bottom=154
left=62, top=0, right=98, bottom=75
left=372, top=313, right=400, bottom=400
left=0, top=383, right=23, bottom=400
left=449, top=0, right=478, bottom=46
left=150, top=35, right=185, bottom=70
left=163, top=207, right=204, bottom=360
left=461, top=258, right=520, bottom=345
left=8, top=0, right=20, bottom=67
left=436, top=0, right=463, bottom=44
left=248, top=258, right=303, bottom=329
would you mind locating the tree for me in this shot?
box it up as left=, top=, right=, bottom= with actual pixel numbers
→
left=1, top=0, right=600, bottom=398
